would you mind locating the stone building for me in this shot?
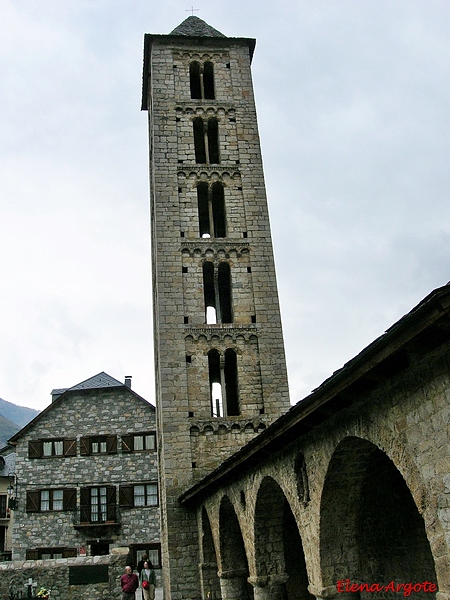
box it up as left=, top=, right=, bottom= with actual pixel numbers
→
left=8, top=372, right=160, bottom=567
left=142, top=16, right=450, bottom=600
left=180, top=284, right=450, bottom=600
left=141, top=16, right=291, bottom=600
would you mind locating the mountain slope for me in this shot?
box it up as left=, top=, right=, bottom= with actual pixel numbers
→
left=0, top=398, right=40, bottom=428
left=0, top=414, right=22, bottom=448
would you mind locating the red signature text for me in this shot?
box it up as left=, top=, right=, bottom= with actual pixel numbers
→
left=337, top=580, right=437, bottom=597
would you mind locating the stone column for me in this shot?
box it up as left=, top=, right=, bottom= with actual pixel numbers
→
left=248, top=574, right=289, bottom=600
left=218, top=569, right=250, bottom=600
left=308, top=583, right=340, bottom=600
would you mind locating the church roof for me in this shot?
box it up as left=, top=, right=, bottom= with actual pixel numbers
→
left=67, top=371, right=124, bottom=392
left=170, top=16, right=226, bottom=38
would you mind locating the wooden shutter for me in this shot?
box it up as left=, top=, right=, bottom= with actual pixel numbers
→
left=80, top=487, right=90, bottom=523
left=106, top=486, right=117, bottom=521
left=80, top=437, right=91, bottom=456
left=121, top=434, right=133, bottom=453
left=63, top=488, right=77, bottom=511
left=28, top=440, right=43, bottom=458
left=106, top=435, right=117, bottom=454
left=26, top=491, right=40, bottom=513
left=119, top=485, right=134, bottom=508
left=63, top=438, right=77, bottom=456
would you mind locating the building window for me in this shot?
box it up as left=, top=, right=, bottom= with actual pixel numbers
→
left=28, top=438, right=76, bottom=458
left=131, top=544, right=162, bottom=569
left=203, top=261, right=233, bottom=324
left=43, top=440, right=63, bottom=456
left=190, top=61, right=215, bottom=100
left=40, top=489, right=63, bottom=511
left=193, top=117, right=220, bottom=164
left=122, top=432, right=156, bottom=453
left=119, top=483, right=159, bottom=508
left=80, top=435, right=117, bottom=456
left=26, top=488, right=76, bottom=513
left=208, top=349, right=240, bottom=417
left=80, top=486, right=117, bottom=524
left=90, top=487, right=107, bottom=522
left=197, top=182, right=226, bottom=238
left=134, top=484, right=158, bottom=507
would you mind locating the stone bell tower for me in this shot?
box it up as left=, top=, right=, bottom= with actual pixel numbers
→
left=142, top=16, right=290, bottom=599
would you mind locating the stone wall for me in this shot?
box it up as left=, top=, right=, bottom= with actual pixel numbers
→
left=190, top=334, right=450, bottom=600
left=0, top=547, right=130, bottom=600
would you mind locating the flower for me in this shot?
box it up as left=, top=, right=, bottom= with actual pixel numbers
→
left=36, top=587, right=49, bottom=598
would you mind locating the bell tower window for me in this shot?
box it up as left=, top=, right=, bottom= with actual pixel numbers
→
left=190, top=61, right=215, bottom=100
left=207, top=349, right=240, bottom=417
left=197, top=182, right=226, bottom=238
left=193, top=117, right=220, bottom=165
left=203, top=261, right=233, bottom=324
left=193, top=118, right=207, bottom=164
left=190, top=62, right=202, bottom=99
left=203, top=62, right=215, bottom=99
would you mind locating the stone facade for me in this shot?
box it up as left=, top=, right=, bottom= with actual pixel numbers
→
left=0, top=546, right=130, bottom=600
left=142, top=16, right=290, bottom=600
left=8, top=372, right=160, bottom=575
left=181, top=285, right=450, bottom=600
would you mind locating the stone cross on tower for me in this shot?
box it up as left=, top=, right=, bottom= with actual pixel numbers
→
left=142, top=16, right=291, bottom=599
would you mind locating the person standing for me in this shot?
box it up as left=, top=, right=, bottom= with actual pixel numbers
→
left=121, top=565, right=139, bottom=600
left=139, top=560, right=156, bottom=600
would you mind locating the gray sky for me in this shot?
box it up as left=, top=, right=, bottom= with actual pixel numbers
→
left=1, top=1, right=449, bottom=411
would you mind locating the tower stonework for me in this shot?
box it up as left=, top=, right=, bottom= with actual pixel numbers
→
left=142, top=17, right=290, bottom=599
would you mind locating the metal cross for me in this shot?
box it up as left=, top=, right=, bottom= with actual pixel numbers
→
left=186, top=6, right=199, bottom=16
left=25, top=579, right=37, bottom=600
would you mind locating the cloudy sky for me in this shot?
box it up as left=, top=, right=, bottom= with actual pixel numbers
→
left=1, top=1, right=449, bottom=411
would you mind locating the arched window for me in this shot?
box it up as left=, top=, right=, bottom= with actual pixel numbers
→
left=189, top=61, right=215, bottom=100
left=203, top=62, right=215, bottom=99
left=193, top=118, right=206, bottom=164
left=207, top=118, right=219, bottom=164
left=197, top=182, right=226, bottom=238
left=224, top=349, right=239, bottom=416
left=193, top=118, right=220, bottom=165
left=207, top=349, right=240, bottom=417
left=208, top=350, right=223, bottom=417
left=202, top=261, right=233, bottom=324
left=218, top=262, right=232, bottom=323
left=197, top=183, right=210, bottom=237
left=203, top=262, right=216, bottom=324
left=212, top=182, right=226, bottom=237
left=189, top=62, right=202, bottom=99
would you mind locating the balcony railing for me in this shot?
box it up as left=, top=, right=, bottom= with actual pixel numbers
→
left=72, top=504, right=121, bottom=528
